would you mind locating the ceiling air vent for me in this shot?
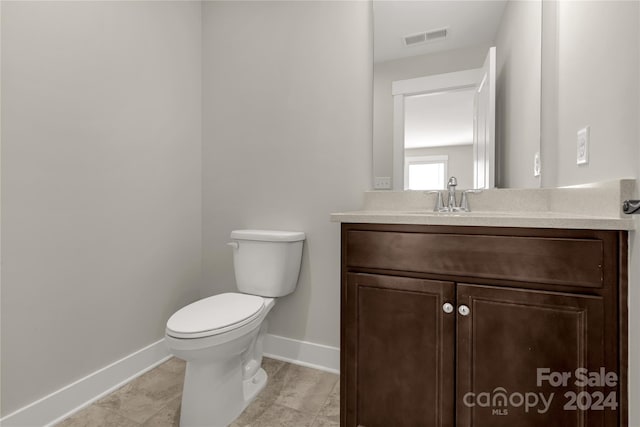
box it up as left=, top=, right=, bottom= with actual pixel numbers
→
left=403, top=28, right=448, bottom=47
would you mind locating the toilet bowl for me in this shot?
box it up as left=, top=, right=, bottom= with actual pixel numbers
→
left=164, top=230, right=305, bottom=427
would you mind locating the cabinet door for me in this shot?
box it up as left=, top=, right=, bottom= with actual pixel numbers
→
left=456, top=284, right=616, bottom=427
left=344, top=273, right=455, bottom=427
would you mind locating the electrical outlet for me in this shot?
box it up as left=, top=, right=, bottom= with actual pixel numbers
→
left=533, top=152, right=541, bottom=177
left=577, top=126, right=590, bottom=165
left=374, top=176, right=392, bottom=189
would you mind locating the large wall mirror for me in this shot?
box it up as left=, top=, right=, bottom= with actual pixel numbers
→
left=373, top=1, right=542, bottom=190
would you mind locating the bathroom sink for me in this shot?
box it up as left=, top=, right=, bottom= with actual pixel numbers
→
left=398, top=210, right=466, bottom=216
left=398, top=210, right=521, bottom=217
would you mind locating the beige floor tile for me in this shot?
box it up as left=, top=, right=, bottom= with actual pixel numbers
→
left=157, top=357, right=186, bottom=375
left=57, top=405, right=139, bottom=427
left=57, top=358, right=339, bottom=427
left=231, top=403, right=315, bottom=427
left=316, top=380, right=339, bottom=422
left=310, top=417, right=340, bottom=427
left=261, top=357, right=285, bottom=377
left=141, top=396, right=181, bottom=427
left=273, top=365, right=339, bottom=415
left=96, top=366, right=183, bottom=423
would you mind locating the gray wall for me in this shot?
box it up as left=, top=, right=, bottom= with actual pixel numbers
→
left=201, top=1, right=372, bottom=347
left=636, top=3, right=640, bottom=423
left=373, top=45, right=491, bottom=183
left=1, top=2, right=202, bottom=415
left=494, top=0, right=542, bottom=188
left=542, top=1, right=639, bottom=188
left=633, top=3, right=640, bottom=425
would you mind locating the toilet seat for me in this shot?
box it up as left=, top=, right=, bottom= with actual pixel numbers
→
left=166, top=293, right=265, bottom=339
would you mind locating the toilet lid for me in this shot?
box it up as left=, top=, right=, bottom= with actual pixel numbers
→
left=166, top=293, right=265, bottom=338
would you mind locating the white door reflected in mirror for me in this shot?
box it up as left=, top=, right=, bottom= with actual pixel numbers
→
left=473, top=47, right=496, bottom=189
left=393, top=47, right=496, bottom=191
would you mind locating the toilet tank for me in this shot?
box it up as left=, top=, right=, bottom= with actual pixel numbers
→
left=230, top=230, right=305, bottom=297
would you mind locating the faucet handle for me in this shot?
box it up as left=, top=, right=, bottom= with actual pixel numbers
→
left=460, top=189, right=483, bottom=212
left=425, top=191, right=444, bottom=212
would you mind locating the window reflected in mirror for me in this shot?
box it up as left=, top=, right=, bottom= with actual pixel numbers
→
left=405, top=155, right=448, bottom=190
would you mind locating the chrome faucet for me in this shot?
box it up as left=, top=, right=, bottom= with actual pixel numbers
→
left=459, top=189, right=482, bottom=212
left=426, top=176, right=482, bottom=212
left=447, top=176, right=458, bottom=210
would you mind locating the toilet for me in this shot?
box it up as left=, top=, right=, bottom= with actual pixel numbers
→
left=164, top=229, right=305, bottom=427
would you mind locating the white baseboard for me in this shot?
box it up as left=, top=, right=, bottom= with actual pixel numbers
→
left=0, top=339, right=171, bottom=427
left=263, top=333, right=340, bottom=375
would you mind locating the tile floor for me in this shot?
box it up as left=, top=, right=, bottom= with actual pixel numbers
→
left=57, top=357, right=339, bottom=427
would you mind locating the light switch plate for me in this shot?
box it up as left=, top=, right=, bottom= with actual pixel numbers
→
left=577, top=126, right=590, bottom=165
left=533, top=152, right=541, bottom=177
left=374, top=176, right=392, bottom=189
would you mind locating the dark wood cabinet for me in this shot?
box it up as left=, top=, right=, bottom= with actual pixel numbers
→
left=456, top=284, right=611, bottom=427
left=345, top=273, right=455, bottom=427
left=341, top=224, right=627, bottom=427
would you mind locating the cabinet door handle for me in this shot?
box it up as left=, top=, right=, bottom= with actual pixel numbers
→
left=458, top=305, right=470, bottom=316
left=442, top=303, right=454, bottom=314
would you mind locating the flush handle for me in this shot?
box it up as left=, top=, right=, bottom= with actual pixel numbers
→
left=227, top=242, right=239, bottom=249
left=458, top=305, right=470, bottom=316
left=442, top=303, right=454, bottom=314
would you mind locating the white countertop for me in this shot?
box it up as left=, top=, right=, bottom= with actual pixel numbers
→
left=331, top=179, right=638, bottom=230
left=330, top=210, right=636, bottom=230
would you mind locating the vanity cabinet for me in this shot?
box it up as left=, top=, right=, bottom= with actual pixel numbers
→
left=340, top=224, right=627, bottom=427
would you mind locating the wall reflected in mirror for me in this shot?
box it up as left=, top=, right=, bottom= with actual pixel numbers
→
left=372, top=0, right=542, bottom=190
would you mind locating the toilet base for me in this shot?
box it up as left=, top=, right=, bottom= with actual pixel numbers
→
left=243, top=367, right=268, bottom=406
left=180, top=361, right=267, bottom=427
left=172, top=302, right=275, bottom=427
